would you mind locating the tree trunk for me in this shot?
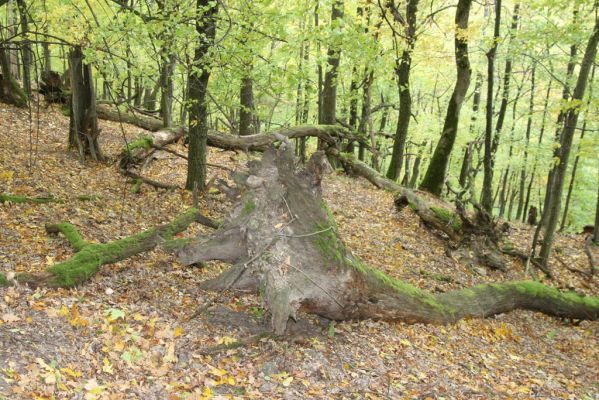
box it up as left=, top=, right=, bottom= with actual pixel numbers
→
left=481, top=0, right=502, bottom=213
left=538, top=17, right=599, bottom=267
left=594, top=185, right=599, bottom=245
left=559, top=64, right=595, bottom=231
left=386, top=0, right=419, bottom=181
left=15, top=0, right=31, bottom=96
left=516, top=63, right=536, bottom=221
left=178, top=144, right=599, bottom=334
left=0, top=209, right=202, bottom=288
left=314, top=2, right=323, bottom=126
left=523, top=79, right=552, bottom=223
left=68, top=46, right=103, bottom=161
left=239, top=75, right=256, bottom=136
left=419, top=0, right=472, bottom=195
left=0, top=25, right=27, bottom=107
left=321, top=0, right=344, bottom=127
left=160, top=53, right=176, bottom=127
left=185, top=0, right=218, bottom=191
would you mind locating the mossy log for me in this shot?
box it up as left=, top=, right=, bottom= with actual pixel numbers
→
left=0, top=193, right=60, bottom=204
left=178, top=143, right=599, bottom=334
left=0, top=209, right=201, bottom=288
left=330, top=150, right=508, bottom=271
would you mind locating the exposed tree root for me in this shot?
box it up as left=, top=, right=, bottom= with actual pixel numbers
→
left=0, top=209, right=201, bottom=288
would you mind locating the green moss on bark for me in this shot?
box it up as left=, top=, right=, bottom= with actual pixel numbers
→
left=242, top=198, right=256, bottom=215
left=131, top=178, right=143, bottom=194
left=125, top=136, right=153, bottom=153
left=1, top=194, right=59, bottom=204
left=48, top=222, right=88, bottom=251
left=16, top=208, right=199, bottom=288
left=430, top=206, right=462, bottom=231
left=0, top=273, right=7, bottom=286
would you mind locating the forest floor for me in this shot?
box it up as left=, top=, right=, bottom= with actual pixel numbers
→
left=0, top=102, right=598, bottom=399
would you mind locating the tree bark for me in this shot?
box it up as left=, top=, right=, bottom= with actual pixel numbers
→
left=321, top=0, right=344, bottom=127
left=419, top=0, right=472, bottom=195
left=559, top=64, right=595, bottom=231
left=538, top=17, right=599, bottom=267
left=159, top=53, right=176, bottom=127
left=68, top=46, right=103, bottom=161
left=185, top=0, right=218, bottom=191
left=15, top=0, right=31, bottom=96
left=0, top=40, right=27, bottom=107
left=593, top=185, right=599, bottom=245
left=481, top=0, right=503, bottom=213
left=386, top=0, right=419, bottom=181
left=239, top=76, right=256, bottom=136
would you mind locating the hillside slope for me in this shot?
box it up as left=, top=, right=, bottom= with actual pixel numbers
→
left=0, top=103, right=597, bottom=399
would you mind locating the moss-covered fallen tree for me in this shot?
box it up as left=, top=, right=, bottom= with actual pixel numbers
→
left=0, top=209, right=202, bottom=288
left=0, top=193, right=60, bottom=204
left=177, top=143, right=598, bottom=334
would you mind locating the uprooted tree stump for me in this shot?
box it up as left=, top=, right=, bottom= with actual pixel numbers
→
left=178, top=142, right=599, bottom=334
left=39, top=70, right=68, bottom=104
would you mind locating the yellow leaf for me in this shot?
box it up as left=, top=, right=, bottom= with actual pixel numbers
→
left=173, top=326, right=184, bottom=337
left=60, top=367, right=82, bottom=379
left=200, top=387, right=212, bottom=399
left=102, top=358, right=113, bottom=375
left=208, top=365, right=227, bottom=377
left=58, top=305, right=69, bottom=317
left=0, top=169, right=14, bottom=181
left=216, top=336, right=236, bottom=345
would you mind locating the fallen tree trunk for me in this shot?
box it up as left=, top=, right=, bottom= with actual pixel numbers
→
left=178, top=143, right=598, bottom=334
left=331, top=150, right=509, bottom=270
left=97, top=104, right=362, bottom=152
left=0, top=209, right=202, bottom=288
